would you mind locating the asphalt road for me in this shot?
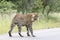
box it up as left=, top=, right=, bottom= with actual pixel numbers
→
left=0, top=28, right=60, bottom=40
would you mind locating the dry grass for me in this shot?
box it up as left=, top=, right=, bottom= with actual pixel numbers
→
left=0, top=13, right=60, bottom=34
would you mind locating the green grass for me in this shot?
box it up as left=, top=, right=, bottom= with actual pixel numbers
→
left=0, top=13, right=60, bottom=34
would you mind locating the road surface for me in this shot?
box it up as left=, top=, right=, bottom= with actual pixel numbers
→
left=0, top=28, right=60, bottom=40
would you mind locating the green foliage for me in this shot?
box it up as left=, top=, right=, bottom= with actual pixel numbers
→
left=0, top=0, right=60, bottom=14
left=31, top=0, right=42, bottom=12
left=0, top=1, right=15, bottom=15
left=41, top=0, right=60, bottom=13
